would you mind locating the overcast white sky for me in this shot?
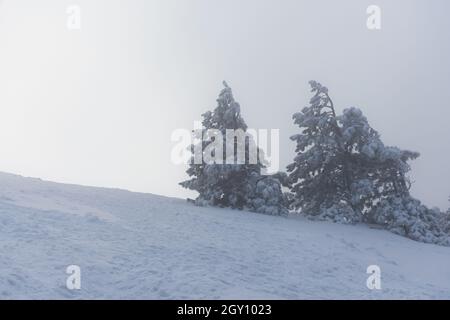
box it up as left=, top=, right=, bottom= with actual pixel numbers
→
left=0, top=0, right=449, bottom=209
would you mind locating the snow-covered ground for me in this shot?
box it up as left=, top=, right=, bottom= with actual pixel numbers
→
left=0, top=171, right=449, bottom=299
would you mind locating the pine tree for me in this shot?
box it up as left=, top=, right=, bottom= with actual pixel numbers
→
left=180, top=82, right=287, bottom=215
left=287, top=80, right=449, bottom=245
left=287, top=81, right=361, bottom=223
left=287, top=81, right=419, bottom=223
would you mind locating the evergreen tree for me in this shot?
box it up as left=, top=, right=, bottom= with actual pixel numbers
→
left=287, top=81, right=362, bottom=223
left=287, top=80, right=449, bottom=245
left=180, top=82, right=287, bottom=215
left=287, top=81, right=418, bottom=223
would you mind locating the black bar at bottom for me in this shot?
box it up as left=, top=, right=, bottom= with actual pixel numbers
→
left=0, top=299, right=445, bottom=318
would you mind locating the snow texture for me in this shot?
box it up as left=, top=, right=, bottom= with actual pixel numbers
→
left=1, top=172, right=450, bottom=299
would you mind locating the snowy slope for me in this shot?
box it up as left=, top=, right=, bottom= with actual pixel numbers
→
left=0, top=172, right=449, bottom=299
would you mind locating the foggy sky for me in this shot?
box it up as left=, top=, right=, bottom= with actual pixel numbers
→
left=0, top=0, right=449, bottom=209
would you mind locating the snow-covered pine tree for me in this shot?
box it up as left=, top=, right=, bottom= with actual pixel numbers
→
left=287, top=81, right=360, bottom=223
left=180, top=82, right=288, bottom=216
left=288, top=80, right=449, bottom=245
left=287, top=81, right=419, bottom=223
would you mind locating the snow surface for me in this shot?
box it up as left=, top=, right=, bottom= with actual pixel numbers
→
left=0, top=171, right=449, bottom=299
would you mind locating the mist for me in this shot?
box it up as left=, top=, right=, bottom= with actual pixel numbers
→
left=0, top=0, right=449, bottom=209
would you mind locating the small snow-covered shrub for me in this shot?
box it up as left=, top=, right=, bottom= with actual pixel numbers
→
left=368, top=196, right=450, bottom=246
left=245, top=175, right=289, bottom=216
left=310, top=202, right=360, bottom=224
